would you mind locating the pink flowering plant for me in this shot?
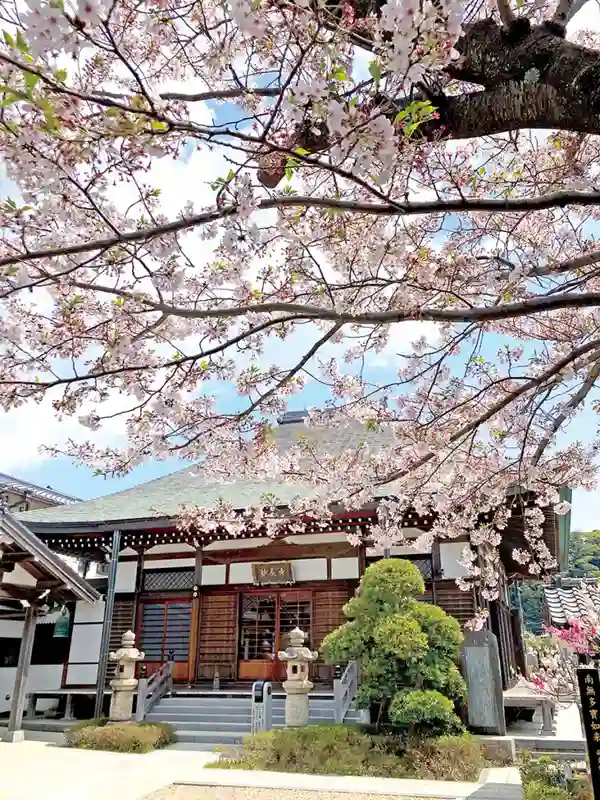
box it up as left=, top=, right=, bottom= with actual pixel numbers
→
left=529, top=616, right=600, bottom=702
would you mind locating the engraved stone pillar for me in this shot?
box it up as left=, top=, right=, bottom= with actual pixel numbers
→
left=463, top=629, right=506, bottom=735
left=277, top=627, right=319, bottom=727
left=108, top=631, right=144, bottom=723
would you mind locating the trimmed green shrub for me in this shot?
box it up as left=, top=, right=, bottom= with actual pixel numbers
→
left=65, top=719, right=175, bottom=752
left=321, top=559, right=466, bottom=735
left=210, top=724, right=485, bottom=780
left=389, top=690, right=464, bottom=737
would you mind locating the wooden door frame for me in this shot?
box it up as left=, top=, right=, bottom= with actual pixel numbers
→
left=136, top=595, right=193, bottom=682
left=236, top=587, right=314, bottom=682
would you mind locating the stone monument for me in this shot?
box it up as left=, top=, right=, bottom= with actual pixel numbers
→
left=108, top=630, right=144, bottom=723
left=278, top=627, right=319, bottom=727
left=462, top=629, right=506, bottom=735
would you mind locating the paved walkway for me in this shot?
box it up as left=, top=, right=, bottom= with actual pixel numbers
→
left=0, top=740, right=216, bottom=800
left=0, top=739, right=519, bottom=800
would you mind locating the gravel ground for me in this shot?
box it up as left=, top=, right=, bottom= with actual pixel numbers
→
left=144, top=787, right=422, bottom=800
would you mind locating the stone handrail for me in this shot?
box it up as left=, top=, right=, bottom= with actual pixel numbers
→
left=333, top=660, right=358, bottom=724
left=135, top=661, right=173, bottom=722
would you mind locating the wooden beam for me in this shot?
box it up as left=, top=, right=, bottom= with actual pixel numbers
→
left=4, top=604, right=37, bottom=742
left=36, top=579, right=64, bottom=591
left=1, top=552, right=35, bottom=565
left=0, top=583, right=40, bottom=601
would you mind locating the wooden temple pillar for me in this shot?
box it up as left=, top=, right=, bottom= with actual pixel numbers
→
left=188, top=543, right=202, bottom=685
left=5, top=604, right=38, bottom=742
left=94, top=529, right=121, bottom=718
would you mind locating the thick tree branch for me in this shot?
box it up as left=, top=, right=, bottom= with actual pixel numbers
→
left=5, top=190, right=600, bottom=270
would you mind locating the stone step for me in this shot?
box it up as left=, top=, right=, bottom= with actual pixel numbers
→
left=172, top=729, right=244, bottom=745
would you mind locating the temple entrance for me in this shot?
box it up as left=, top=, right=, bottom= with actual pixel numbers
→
left=237, top=590, right=311, bottom=681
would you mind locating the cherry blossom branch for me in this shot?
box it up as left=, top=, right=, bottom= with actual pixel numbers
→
left=5, top=191, right=600, bottom=270
left=531, top=358, right=600, bottom=466
left=376, top=337, right=600, bottom=487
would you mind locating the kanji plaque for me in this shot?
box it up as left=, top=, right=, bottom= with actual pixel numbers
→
left=252, top=561, right=294, bottom=585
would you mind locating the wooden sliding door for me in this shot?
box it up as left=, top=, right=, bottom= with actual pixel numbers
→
left=137, top=598, right=192, bottom=682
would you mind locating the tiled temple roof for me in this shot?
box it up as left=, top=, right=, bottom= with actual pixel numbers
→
left=544, top=578, right=600, bottom=625
left=0, top=473, right=79, bottom=507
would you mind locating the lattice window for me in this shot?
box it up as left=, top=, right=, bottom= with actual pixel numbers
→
left=366, top=555, right=433, bottom=580
left=142, top=568, right=194, bottom=592
left=409, top=557, right=433, bottom=580
left=279, top=594, right=311, bottom=649
left=238, top=594, right=276, bottom=661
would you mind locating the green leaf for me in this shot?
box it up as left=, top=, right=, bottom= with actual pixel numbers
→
left=24, top=71, right=40, bottom=94
left=150, top=119, right=169, bottom=131
left=55, top=68, right=67, bottom=83
left=3, top=31, right=14, bottom=48
left=0, top=90, right=28, bottom=108
left=368, top=60, right=382, bottom=83
left=15, top=30, right=29, bottom=54
left=329, top=66, right=348, bottom=81
left=295, top=147, right=310, bottom=156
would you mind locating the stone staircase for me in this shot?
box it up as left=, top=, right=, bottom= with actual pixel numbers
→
left=146, top=690, right=365, bottom=748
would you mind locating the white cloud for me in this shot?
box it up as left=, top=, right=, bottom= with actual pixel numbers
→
left=0, top=390, right=129, bottom=472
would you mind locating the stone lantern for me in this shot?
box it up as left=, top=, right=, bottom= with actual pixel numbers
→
left=108, top=630, right=145, bottom=723
left=277, top=627, right=319, bottom=726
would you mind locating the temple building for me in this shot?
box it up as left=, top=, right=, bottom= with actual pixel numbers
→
left=1, top=411, right=570, bottom=711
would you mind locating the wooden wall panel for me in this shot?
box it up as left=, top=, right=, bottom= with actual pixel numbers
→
left=196, top=592, right=238, bottom=681
left=434, top=581, right=476, bottom=625
left=107, top=597, right=136, bottom=680
left=312, top=584, right=354, bottom=681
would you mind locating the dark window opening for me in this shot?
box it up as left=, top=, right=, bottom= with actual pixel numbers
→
left=0, top=638, right=20, bottom=668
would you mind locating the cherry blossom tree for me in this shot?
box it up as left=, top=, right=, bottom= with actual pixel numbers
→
left=1, top=0, right=600, bottom=593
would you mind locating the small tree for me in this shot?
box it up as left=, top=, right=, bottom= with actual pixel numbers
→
left=322, top=559, right=466, bottom=737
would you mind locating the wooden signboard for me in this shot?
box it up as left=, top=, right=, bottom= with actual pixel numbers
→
left=252, top=561, right=294, bottom=585
left=577, top=666, right=600, bottom=800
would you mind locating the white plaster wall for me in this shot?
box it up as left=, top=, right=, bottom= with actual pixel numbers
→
left=205, top=538, right=271, bottom=552
left=74, top=600, right=105, bottom=624
left=2, top=564, right=37, bottom=587
left=439, top=542, right=470, bottom=579
left=284, top=533, right=350, bottom=545
left=0, top=620, right=24, bottom=638
left=366, top=542, right=431, bottom=557
left=291, top=558, right=327, bottom=581
left=66, top=663, right=98, bottom=686
left=0, top=664, right=63, bottom=714
left=229, top=562, right=253, bottom=584
left=68, top=624, right=102, bottom=664
left=144, top=558, right=195, bottom=571
left=115, top=560, right=137, bottom=593
left=145, top=544, right=195, bottom=555
left=331, top=557, right=359, bottom=580
left=201, top=564, right=227, bottom=586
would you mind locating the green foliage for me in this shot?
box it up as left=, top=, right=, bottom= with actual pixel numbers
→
left=519, top=753, right=592, bottom=800
left=568, top=530, right=600, bottom=578
left=321, top=559, right=466, bottom=736
left=65, top=719, right=175, bottom=752
left=388, top=690, right=464, bottom=737
left=210, top=725, right=485, bottom=781
left=518, top=583, right=546, bottom=634
left=67, top=716, right=108, bottom=732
